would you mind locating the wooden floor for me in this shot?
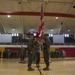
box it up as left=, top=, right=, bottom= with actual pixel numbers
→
left=0, top=58, right=75, bottom=75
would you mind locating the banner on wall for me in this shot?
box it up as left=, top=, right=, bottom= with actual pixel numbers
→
left=53, top=35, right=64, bottom=43
left=0, top=34, right=12, bottom=43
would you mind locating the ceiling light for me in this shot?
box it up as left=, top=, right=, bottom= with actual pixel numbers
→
left=16, top=33, right=19, bottom=36
left=7, top=15, right=11, bottom=18
left=34, top=33, right=36, bottom=36
left=64, top=34, right=69, bottom=37
left=12, top=33, right=14, bottom=36
left=68, top=30, right=70, bottom=32
left=56, top=17, right=58, bottom=19
left=51, top=29, right=53, bottom=31
left=12, top=29, right=14, bottom=31
left=51, top=34, right=53, bottom=37
left=31, top=29, right=33, bottom=31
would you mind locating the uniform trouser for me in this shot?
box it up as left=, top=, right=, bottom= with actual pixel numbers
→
left=36, top=53, right=40, bottom=65
left=28, top=53, right=33, bottom=68
left=20, top=54, right=24, bottom=61
left=43, top=52, right=50, bottom=68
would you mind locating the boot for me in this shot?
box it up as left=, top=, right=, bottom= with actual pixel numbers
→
left=43, top=67, right=50, bottom=71
left=27, top=67, right=34, bottom=71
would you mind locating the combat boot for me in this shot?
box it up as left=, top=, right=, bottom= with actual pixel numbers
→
left=43, top=67, right=50, bottom=71
left=27, top=67, right=34, bottom=71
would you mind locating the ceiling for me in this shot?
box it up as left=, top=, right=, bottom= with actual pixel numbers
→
left=0, top=0, right=75, bottom=35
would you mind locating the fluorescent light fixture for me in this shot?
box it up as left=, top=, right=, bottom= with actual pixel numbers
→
left=49, top=34, right=53, bottom=37
left=66, top=34, right=69, bottom=37
left=12, top=33, right=14, bottom=36
left=12, top=33, right=16, bottom=36
left=16, top=33, right=19, bottom=36
left=14, top=33, right=16, bottom=36
left=49, top=34, right=50, bottom=37
left=51, top=34, right=53, bottom=37
left=64, top=34, right=69, bottom=37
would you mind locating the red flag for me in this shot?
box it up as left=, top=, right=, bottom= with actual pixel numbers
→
left=38, top=4, right=44, bottom=42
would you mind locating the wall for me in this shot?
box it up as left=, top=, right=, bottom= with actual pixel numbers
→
left=59, top=48, right=75, bottom=57
left=0, top=45, right=75, bottom=57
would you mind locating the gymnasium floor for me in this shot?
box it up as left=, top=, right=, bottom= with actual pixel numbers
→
left=0, top=58, right=75, bottom=75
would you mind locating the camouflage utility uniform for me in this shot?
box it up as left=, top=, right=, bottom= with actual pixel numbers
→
left=27, top=34, right=35, bottom=71
left=34, top=40, right=41, bottom=67
left=43, top=34, right=51, bottom=71
left=20, top=46, right=25, bottom=62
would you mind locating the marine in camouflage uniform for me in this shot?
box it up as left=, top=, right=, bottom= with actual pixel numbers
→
left=20, top=46, right=25, bottom=62
left=27, top=34, right=35, bottom=71
left=34, top=39, right=42, bottom=67
left=43, top=34, right=51, bottom=71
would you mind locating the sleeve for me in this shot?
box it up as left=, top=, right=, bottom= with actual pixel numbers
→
left=27, top=40, right=34, bottom=53
left=44, top=39, right=51, bottom=49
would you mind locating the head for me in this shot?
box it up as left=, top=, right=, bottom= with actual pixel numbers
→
left=21, top=46, right=23, bottom=48
left=29, top=34, right=34, bottom=40
left=44, top=34, right=49, bottom=39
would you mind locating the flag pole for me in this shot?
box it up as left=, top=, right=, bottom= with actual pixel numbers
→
left=37, top=4, right=44, bottom=75
left=38, top=4, right=44, bottom=42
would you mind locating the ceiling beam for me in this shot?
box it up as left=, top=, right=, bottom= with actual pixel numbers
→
left=0, top=11, right=75, bottom=18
